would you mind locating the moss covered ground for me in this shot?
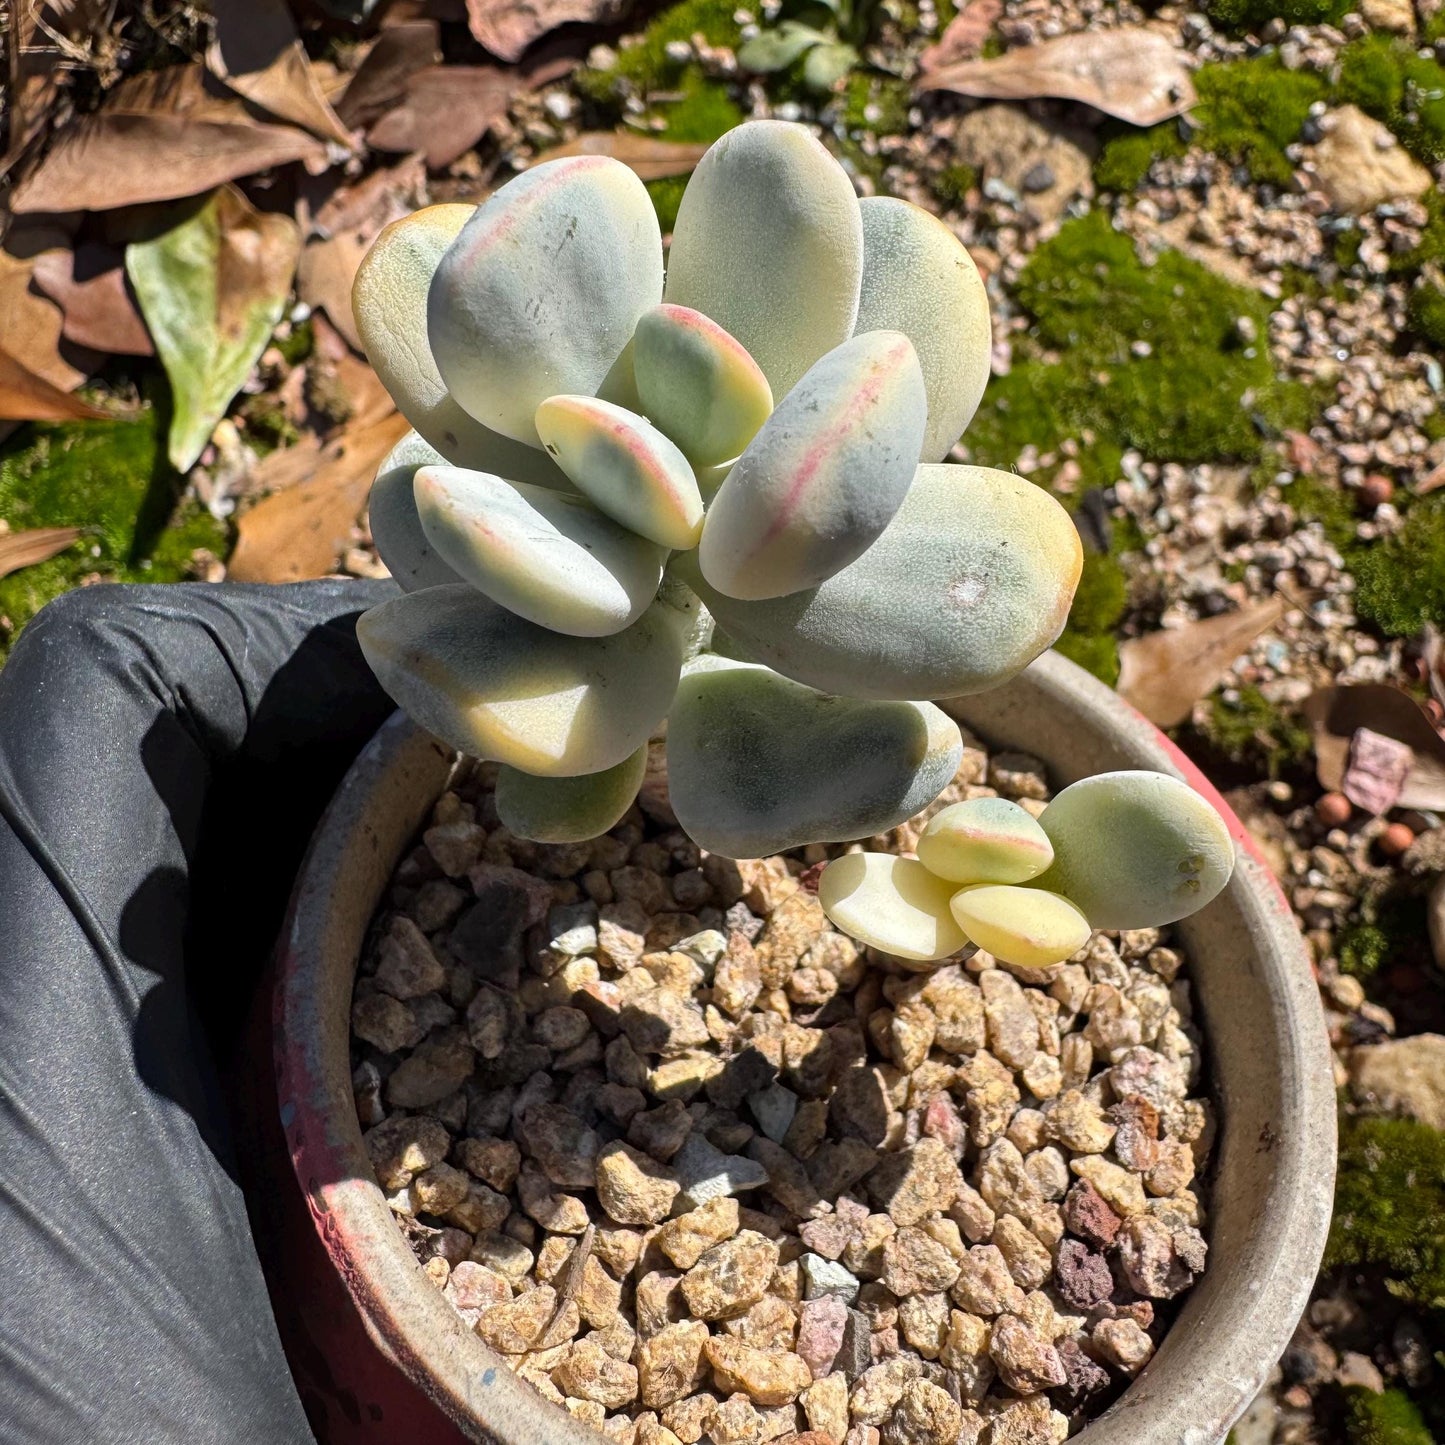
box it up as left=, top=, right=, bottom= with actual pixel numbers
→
left=0, top=399, right=227, bottom=658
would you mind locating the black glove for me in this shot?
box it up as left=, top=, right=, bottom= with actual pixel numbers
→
left=0, top=579, right=398, bottom=1445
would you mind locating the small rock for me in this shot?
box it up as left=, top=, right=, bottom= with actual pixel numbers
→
left=1061, top=1180, right=1122, bottom=1248
left=948, top=1246, right=1025, bottom=1318
left=657, top=1197, right=741, bottom=1270
left=385, top=1029, right=475, bottom=1108
left=555, top=1338, right=641, bottom=1409
left=1053, top=1238, right=1114, bottom=1311
left=1044, top=1090, right=1116, bottom=1155
left=798, top=1295, right=850, bottom=1379
left=749, top=1081, right=800, bottom=1142
left=469, top=1230, right=534, bottom=1282
left=596, top=1141, right=681, bottom=1225
left=980, top=971, right=1041, bottom=1070
left=880, top=1228, right=962, bottom=1296
left=838, top=1308, right=875, bottom=1383
left=866, top=1138, right=964, bottom=1228
left=1348, top=1034, right=1445, bottom=1130
left=991, top=1216, right=1051, bottom=1290
left=683, top=1230, right=780, bottom=1319
left=1311, top=105, right=1433, bottom=215
left=707, top=1392, right=763, bottom=1444
left=375, top=917, right=447, bottom=999
left=1069, top=1155, right=1146, bottom=1217
left=672, top=1132, right=770, bottom=1210
left=351, top=992, right=425, bottom=1054
left=987, top=1314, right=1067, bottom=1393
left=896, top=1293, right=950, bottom=1360
left=517, top=1102, right=599, bottom=1189
left=1056, top=1336, right=1111, bottom=1399
left=881, top=1378, right=961, bottom=1445
left=622, top=989, right=713, bottom=1058
left=724, top=1295, right=798, bottom=1351
left=847, top=1358, right=922, bottom=1426
left=363, top=1115, right=450, bottom=1191
left=629, top=1099, right=695, bottom=1162
left=476, top=1285, right=557, bottom=1354
left=1090, top=1317, right=1155, bottom=1376
left=454, top=1136, right=521, bottom=1193
left=802, top=1371, right=850, bottom=1441
left=802, top=1253, right=862, bottom=1304
left=1116, top=1214, right=1198, bottom=1299
left=705, top=1337, right=813, bottom=1405
left=517, top=1161, right=590, bottom=1234
left=637, top=1320, right=712, bottom=1408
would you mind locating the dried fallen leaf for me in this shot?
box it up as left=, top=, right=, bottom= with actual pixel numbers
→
left=335, top=21, right=441, bottom=130
left=0, top=225, right=98, bottom=392
left=916, top=28, right=1196, bottom=126
left=1117, top=597, right=1286, bottom=729
left=917, top=0, right=1003, bottom=73
left=535, top=133, right=710, bottom=181
left=465, top=0, right=627, bottom=64
left=367, top=65, right=520, bottom=169
left=0, top=349, right=109, bottom=422
left=297, top=156, right=426, bottom=351
left=126, top=186, right=301, bottom=472
left=32, top=244, right=154, bottom=356
left=0, top=527, right=83, bottom=580
left=10, top=64, right=328, bottom=213
left=1303, top=683, right=1445, bottom=812
left=206, top=0, right=354, bottom=147
left=227, top=411, right=409, bottom=583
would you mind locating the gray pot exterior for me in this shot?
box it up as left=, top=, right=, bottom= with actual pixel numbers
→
left=277, top=648, right=1337, bottom=1445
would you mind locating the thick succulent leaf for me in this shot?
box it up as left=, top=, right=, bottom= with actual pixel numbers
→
left=818, top=853, right=969, bottom=962
left=368, top=432, right=464, bottom=591
left=855, top=197, right=992, bottom=464
left=673, top=464, right=1083, bottom=700
left=699, top=330, right=927, bottom=601
left=1033, top=771, right=1235, bottom=929
left=632, top=304, right=773, bottom=467
left=666, top=656, right=961, bottom=858
left=495, top=747, right=647, bottom=842
left=356, top=585, right=685, bottom=776
left=663, top=120, right=863, bottom=401
left=413, top=465, right=666, bottom=637
left=917, top=797, right=1053, bottom=884
left=533, top=395, right=704, bottom=549
left=429, top=156, right=663, bottom=446
left=948, top=885, right=1090, bottom=970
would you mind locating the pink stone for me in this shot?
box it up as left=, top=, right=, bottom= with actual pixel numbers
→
left=1343, top=727, right=1413, bottom=815
left=796, top=1294, right=849, bottom=1379
left=920, top=1093, right=968, bottom=1160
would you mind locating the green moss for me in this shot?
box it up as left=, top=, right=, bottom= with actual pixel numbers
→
left=1206, top=0, right=1351, bottom=29
left=1407, top=284, right=1445, bottom=347
left=1329, top=1114, right=1445, bottom=1311
left=1347, top=1389, right=1436, bottom=1445
left=1393, top=192, right=1445, bottom=275
left=576, top=0, right=742, bottom=97
left=0, top=404, right=228, bottom=656
left=1354, top=497, right=1445, bottom=636
left=931, top=162, right=979, bottom=208
left=965, top=211, right=1313, bottom=482
left=272, top=317, right=314, bottom=367
left=1095, top=57, right=1326, bottom=192
left=1053, top=628, right=1121, bottom=685
left=1339, top=923, right=1392, bottom=979
left=1051, top=551, right=1128, bottom=686
left=1334, top=226, right=1365, bottom=272
left=839, top=72, right=912, bottom=135
left=1204, top=685, right=1313, bottom=778
left=1337, top=35, right=1445, bottom=165
left=1284, top=473, right=1358, bottom=551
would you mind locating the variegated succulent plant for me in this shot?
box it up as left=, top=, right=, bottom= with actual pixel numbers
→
left=350, top=118, right=1235, bottom=966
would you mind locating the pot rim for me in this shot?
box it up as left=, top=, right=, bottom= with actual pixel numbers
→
left=275, top=648, right=1336, bottom=1445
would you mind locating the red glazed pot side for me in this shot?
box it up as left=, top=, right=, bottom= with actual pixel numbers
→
left=266, top=650, right=1335, bottom=1445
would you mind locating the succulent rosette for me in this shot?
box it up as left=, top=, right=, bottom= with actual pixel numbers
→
left=350, top=118, right=1233, bottom=964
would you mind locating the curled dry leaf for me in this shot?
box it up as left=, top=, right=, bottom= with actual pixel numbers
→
left=32, top=245, right=154, bottom=356
left=1302, top=683, right=1445, bottom=812
left=916, top=28, right=1197, bottom=127
left=10, top=65, right=327, bottom=214
left=367, top=66, right=520, bottom=170
left=335, top=22, right=441, bottom=130
left=206, top=0, right=354, bottom=147
left=0, top=350, right=109, bottom=423
left=534, top=133, right=710, bottom=181
left=227, top=411, right=410, bottom=583
left=0, top=228, right=98, bottom=393
left=917, top=0, right=1003, bottom=74
left=1116, top=597, right=1286, bottom=729
left=0, top=528, right=83, bottom=581
left=465, top=0, right=628, bottom=64
left=126, top=186, right=301, bottom=472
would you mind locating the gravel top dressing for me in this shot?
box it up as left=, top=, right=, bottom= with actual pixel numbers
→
left=350, top=728, right=1214, bottom=1445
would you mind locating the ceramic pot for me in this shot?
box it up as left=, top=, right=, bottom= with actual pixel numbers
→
left=273, top=648, right=1336, bottom=1445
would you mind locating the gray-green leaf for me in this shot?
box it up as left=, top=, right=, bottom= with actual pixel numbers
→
left=126, top=186, right=300, bottom=471
left=737, top=22, right=828, bottom=72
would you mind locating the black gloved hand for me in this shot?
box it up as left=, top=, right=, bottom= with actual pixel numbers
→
left=0, top=580, right=398, bottom=1445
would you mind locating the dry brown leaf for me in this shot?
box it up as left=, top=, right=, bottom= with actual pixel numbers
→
left=917, top=0, right=1003, bottom=74
left=10, top=64, right=329, bottom=213
left=0, top=349, right=109, bottom=422
left=1302, top=683, right=1445, bottom=812
left=228, top=411, right=409, bottom=583
left=2, top=1, right=111, bottom=176
left=465, top=0, right=627, bottom=64
left=916, top=28, right=1196, bottom=126
left=32, top=245, right=154, bottom=356
left=297, top=156, right=426, bottom=351
left=535, top=132, right=710, bottom=181
left=1117, top=597, right=1286, bottom=729
left=0, top=228, right=97, bottom=392
left=206, top=0, right=354, bottom=147
left=0, top=527, right=83, bottom=580
left=367, top=65, right=520, bottom=169
left=335, top=21, right=442, bottom=130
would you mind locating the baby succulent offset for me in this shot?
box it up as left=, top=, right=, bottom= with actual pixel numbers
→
left=817, top=783, right=1235, bottom=968
left=351, top=117, right=1216, bottom=916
